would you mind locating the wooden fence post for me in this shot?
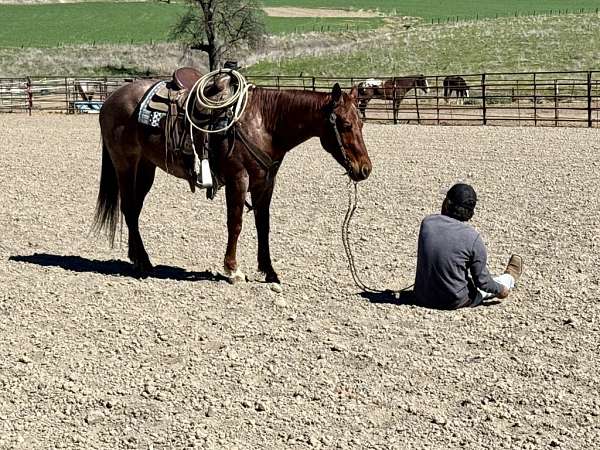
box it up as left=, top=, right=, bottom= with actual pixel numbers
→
left=587, top=71, right=592, bottom=128
left=481, top=73, right=487, bottom=125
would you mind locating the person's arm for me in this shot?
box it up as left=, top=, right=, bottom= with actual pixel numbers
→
left=470, top=235, right=503, bottom=296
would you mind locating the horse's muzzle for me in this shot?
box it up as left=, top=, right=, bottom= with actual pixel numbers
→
left=350, top=163, right=372, bottom=181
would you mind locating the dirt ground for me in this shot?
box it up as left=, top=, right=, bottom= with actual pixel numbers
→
left=263, top=7, right=380, bottom=18
left=1, top=114, right=599, bottom=449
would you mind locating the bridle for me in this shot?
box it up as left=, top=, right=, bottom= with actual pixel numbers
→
left=326, top=106, right=351, bottom=175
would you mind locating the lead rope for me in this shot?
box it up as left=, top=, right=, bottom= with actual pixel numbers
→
left=342, top=180, right=414, bottom=295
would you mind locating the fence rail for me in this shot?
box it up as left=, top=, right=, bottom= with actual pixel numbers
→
left=1, top=71, right=600, bottom=128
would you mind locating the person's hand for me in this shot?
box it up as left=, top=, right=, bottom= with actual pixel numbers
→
left=497, top=286, right=510, bottom=299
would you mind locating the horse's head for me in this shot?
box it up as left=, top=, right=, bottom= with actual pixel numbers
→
left=416, top=75, right=430, bottom=94
left=320, top=83, right=372, bottom=182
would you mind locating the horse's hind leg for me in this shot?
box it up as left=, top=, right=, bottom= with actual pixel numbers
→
left=118, top=158, right=156, bottom=275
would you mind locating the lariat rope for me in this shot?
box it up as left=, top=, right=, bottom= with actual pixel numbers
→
left=184, top=68, right=251, bottom=134
left=342, top=180, right=413, bottom=295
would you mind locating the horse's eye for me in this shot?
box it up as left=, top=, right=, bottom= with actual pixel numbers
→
left=342, top=122, right=352, bottom=131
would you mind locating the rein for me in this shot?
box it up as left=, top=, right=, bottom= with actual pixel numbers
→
left=342, top=180, right=414, bottom=295
left=234, top=125, right=280, bottom=177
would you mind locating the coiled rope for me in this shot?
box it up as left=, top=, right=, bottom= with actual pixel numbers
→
left=184, top=68, right=251, bottom=134
left=342, top=180, right=413, bottom=295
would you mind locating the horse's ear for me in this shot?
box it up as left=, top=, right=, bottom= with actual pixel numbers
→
left=331, top=83, right=342, bottom=104
left=349, top=84, right=359, bottom=99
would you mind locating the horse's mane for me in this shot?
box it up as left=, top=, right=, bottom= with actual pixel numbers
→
left=249, top=88, right=330, bottom=133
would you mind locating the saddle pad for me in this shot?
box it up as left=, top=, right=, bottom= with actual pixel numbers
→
left=138, top=81, right=167, bottom=127
left=147, top=84, right=172, bottom=113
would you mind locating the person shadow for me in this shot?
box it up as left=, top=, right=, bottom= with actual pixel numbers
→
left=8, top=253, right=228, bottom=282
left=360, top=289, right=501, bottom=309
left=360, top=289, right=419, bottom=306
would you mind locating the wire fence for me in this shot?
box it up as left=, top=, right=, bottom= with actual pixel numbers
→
left=1, top=71, right=600, bottom=127
left=427, top=6, right=600, bottom=25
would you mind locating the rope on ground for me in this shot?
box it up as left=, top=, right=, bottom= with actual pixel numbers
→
left=341, top=180, right=413, bottom=295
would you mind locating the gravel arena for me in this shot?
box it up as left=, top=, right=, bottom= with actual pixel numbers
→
left=1, top=114, right=599, bottom=450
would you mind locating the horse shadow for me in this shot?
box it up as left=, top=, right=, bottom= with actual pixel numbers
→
left=360, top=289, right=501, bottom=308
left=8, top=253, right=227, bottom=283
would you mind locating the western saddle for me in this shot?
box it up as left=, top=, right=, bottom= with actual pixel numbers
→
left=172, top=67, right=202, bottom=91
left=138, top=66, right=242, bottom=196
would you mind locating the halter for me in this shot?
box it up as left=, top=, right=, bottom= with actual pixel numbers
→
left=327, top=106, right=351, bottom=174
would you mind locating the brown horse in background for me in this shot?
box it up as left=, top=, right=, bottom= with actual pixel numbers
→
left=357, top=75, right=430, bottom=119
left=94, top=81, right=372, bottom=284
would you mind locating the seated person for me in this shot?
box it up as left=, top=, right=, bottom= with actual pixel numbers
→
left=414, top=183, right=522, bottom=309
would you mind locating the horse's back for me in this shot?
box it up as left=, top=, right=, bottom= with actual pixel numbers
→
left=100, top=79, right=156, bottom=125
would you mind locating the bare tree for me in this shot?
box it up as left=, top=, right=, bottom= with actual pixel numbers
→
left=171, top=0, right=265, bottom=71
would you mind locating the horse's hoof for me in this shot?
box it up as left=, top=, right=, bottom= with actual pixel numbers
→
left=225, top=267, right=247, bottom=284
left=265, top=272, right=280, bottom=284
left=133, top=260, right=153, bottom=278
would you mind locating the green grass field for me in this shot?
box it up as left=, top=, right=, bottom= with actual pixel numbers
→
left=0, top=2, right=383, bottom=47
left=2, top=1, right=599, bottom=48
left=263, top=0, right=600, bottom=19
left=264, top=17, right=384, bottom=34
left=249, top=14, right=600, bottom=76
left=1, top=1, right=599, bottom=76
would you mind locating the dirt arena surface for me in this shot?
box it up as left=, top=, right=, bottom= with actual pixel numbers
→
left=1, top=114, right=599, bottom=449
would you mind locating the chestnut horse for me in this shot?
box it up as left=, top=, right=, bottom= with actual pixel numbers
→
left=357, top=75, right=429, bottom=119
left=94, top=81, right=372, bottom=284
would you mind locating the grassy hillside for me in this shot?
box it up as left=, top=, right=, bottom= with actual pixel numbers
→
left=0, top=2, right=383, bottom=47
left=0, top=2, right=178, bottom=46
left=262, top=0, right=600, bottom=19
left=1, top=2, right=599, bottom=77
left=2, top=1, right=599, bottom=48
left=264, top=17, right=384, bottom=34
left=248, top=13, right=600, bottom=76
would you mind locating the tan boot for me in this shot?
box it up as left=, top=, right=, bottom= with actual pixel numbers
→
left=504, top=254, right=523, bottom=283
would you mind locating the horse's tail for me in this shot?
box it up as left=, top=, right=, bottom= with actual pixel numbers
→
left=92, top=139, right=120, bottom=246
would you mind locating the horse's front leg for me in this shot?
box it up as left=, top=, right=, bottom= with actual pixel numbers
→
left=223, top=174, right=249, bottom=283
left=251, top=182, right=279, bottom=284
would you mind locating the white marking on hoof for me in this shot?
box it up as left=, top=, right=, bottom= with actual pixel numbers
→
left=224, top=267, right=246, bottom=284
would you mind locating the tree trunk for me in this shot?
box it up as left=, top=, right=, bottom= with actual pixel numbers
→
left=201, top=1, right=220, bottom=70
left=208, top=43, right=221, bottom=71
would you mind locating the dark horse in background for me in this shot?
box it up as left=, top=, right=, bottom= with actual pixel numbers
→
left=94, top=80, right=372, bottom=284
left=443, top=75, right=470, bottom=104
left=356, top=75, right=429, bottom=119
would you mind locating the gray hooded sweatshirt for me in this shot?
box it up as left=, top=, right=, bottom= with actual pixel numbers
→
left=415, top=214, right=502, bottom=309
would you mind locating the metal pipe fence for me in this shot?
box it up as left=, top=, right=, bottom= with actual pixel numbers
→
left=1, top=71, right=599, bottom=127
